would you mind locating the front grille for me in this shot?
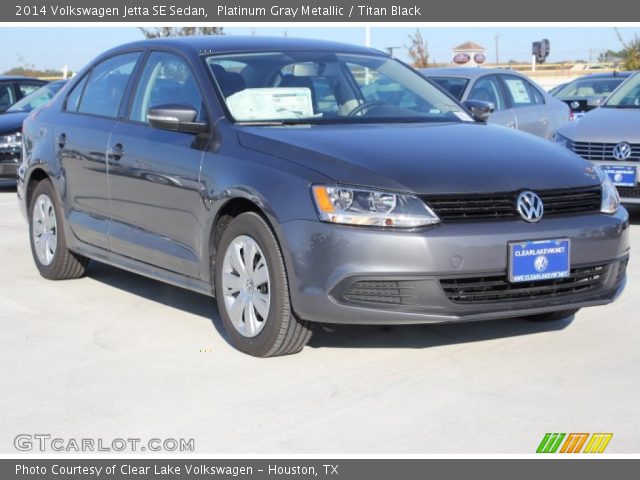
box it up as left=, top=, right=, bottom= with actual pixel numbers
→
left=571, top=141, right=640, bottom=161
left=617, top=186, right=640, bottom=199
left=421, top=186, right=601, bottom=221
left=343, top=280, right=411, bottom=305
left=440, top=263, right=609, bottom=305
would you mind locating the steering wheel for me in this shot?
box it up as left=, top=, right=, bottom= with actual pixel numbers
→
left=347, top=100, right=387, bottom=116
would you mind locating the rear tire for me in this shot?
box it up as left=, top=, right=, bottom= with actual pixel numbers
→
left=214, top=212, right=312, bottom=357
left=28, top=179, right=89, bottom=280
left=523, top=308, right=580, bottom=322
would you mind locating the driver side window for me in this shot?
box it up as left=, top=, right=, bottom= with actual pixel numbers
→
left=469, top=76, right=505, bottom=110
left=130, top=51, right=205, bottom=124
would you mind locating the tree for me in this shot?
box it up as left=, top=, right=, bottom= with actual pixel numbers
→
left=406, top=29, right=429, bottom=68
left=139, top=27, right=224, bottom=38
left=2, top=54, right=69, bottom=78
left=615, top=28, right=640, bottom=70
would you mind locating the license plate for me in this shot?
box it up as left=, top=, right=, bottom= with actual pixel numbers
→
left=509, top=239, right=570, bottom=283
left=602, top=165, right=637, bottom=187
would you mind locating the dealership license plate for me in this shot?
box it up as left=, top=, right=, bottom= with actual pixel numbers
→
left=509, top=239, right=570, bottom=283
left=602, top=165, right=637, bottom=187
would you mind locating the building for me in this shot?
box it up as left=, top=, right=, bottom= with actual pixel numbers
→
left=451, top=41, right=488, bottom=67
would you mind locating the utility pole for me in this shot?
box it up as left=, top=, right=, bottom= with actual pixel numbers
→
left=494, top=33, right=500, bottom=65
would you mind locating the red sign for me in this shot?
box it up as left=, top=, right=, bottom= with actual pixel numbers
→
left=474, top=53, right=486, bottom=64
left=453, top=53, right=470, bottom=64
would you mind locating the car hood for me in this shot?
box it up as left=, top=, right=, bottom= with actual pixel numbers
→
left=559, top=107, right=640, bottom=142
left=0, top=111, right=28, bottom=135
left=238, top=122, right=599, bottom=194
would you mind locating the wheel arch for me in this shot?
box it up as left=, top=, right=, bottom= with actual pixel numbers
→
left=206, top=194, right=285, bottom=290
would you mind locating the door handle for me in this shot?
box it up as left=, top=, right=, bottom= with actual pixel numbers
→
left=108, top=143, right=124, bottom=161
left=57, top=133, right=66, bottom=149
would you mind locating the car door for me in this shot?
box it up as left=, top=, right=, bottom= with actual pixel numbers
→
left=107, top=50, right=209, bottom=278
left=55, top=52, right=141, bottom=251
left=499, top=74, right=549, bottom=138
left=466, top=75, right=516, bottom=129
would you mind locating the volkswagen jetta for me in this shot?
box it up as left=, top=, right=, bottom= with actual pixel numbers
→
left=18, top=37, right=629, bottom=356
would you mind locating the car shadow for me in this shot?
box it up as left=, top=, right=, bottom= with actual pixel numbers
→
left=86, top=261, right=573, bottom=352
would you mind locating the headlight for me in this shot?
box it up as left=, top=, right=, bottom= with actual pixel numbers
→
left=552, top=132, right=571, bottom=149
left=311, top=185, right=440, bottom=228
left=592, top=165, right=620, bottom=214
left=0, top=132, right=22, bottom=150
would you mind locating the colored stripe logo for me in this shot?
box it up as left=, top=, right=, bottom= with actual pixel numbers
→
left=537, top=433, right=613, bottom=453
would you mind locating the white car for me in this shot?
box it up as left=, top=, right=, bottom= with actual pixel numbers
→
left=421, top=67, right=572, bottom=139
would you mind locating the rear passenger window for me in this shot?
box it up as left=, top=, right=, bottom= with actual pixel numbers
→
left=76, top=52, right=140, bottom=118
left=501, top=75, right=543, bottom=107
left=129, top=52, right=205, bottom=123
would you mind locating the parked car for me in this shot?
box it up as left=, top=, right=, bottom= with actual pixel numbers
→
left=554, top=72, right=640, bottom=204
left=548, top=82, right=568, bottom=96
left=18, top=37, right=628, bottom=356
left=551, top=71, right=634, bottom=118
left=0, top=81, right=66, bottom=181
left=0, top=76, right=48, bottom=112
left=421, top=67, right=571, bottom=139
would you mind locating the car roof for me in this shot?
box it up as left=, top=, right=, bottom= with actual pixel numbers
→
left=0, top=76, right=47, bottom=82
left=419, top=67, right=530, bottom=80
left=104, top=35, right=387, bottom=57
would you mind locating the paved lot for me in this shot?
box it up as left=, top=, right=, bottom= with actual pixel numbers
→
left=1, top=184, right=639, bottom=454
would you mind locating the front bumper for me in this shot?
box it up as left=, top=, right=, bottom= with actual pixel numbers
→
left=280, top=209, right=629, bottom=324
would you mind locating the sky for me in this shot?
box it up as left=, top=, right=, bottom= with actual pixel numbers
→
left=0, top=26, right=638, bottom=73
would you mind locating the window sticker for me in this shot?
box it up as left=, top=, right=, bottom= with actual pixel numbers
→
left=226, top=88, right=315, bottom=120
left=504, top=79, right=532, bottom=104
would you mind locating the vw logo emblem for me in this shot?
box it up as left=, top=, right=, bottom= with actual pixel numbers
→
left=534, top=255, right=549, bottom=273
left=516, top=191, right=544, bottom=223
left=613, top=142, right=632, bottom=161
left=570, top=101, right=580, bottom=110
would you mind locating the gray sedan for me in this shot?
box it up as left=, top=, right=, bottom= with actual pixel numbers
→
left=421, top=67, right=571, bottom=139
left=554, top=72, right=640, bottom=204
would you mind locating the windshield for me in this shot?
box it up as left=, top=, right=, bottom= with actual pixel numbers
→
left=7, top=82, right=65, bottom=112
left=205, top=51, right=473, bottom=124
left=604, top=73, right=640, bottom=108
left=554, top=76, right=626, bottom=100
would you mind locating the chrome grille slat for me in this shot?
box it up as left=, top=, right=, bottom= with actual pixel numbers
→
left=571, top=142, right=640, bottom=161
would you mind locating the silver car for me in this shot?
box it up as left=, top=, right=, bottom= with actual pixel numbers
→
left=554, top=72, right=640, bottom=204
left=421, top=67, right=571, bottom=139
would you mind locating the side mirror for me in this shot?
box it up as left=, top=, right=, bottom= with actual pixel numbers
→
left=587, top=95, right=607, bottom=108
left=147, top=104, right=208, bottom=134
left=462, top=100, right=495, bottom=123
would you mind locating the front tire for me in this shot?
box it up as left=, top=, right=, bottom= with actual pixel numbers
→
left=214, top=212, right=312, bottom=357
left=28, top=179, right=88, bottom=280
left=523, top=308, right=580, bottom=322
